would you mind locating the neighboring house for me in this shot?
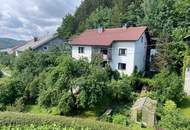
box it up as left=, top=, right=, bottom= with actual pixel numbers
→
left=15, top=35, right=66, bottom=56
left=70, top=26, right=151, bottom=75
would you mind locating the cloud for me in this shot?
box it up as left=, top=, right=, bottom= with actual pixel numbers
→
left=0, top=0, right=81, bottom=40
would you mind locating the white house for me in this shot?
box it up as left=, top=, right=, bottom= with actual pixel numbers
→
left=70, top=26, right=151, bottom=75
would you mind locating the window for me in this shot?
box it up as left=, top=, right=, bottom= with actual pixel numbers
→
left=118, top=63, right=126, bottom=70
left=43, top=46, right=48, bottom=51
left=119, top=48, right=127, bottom=56
left=78, top=47, right=84, bottom=53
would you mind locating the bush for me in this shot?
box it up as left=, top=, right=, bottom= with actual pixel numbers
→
left=112, top=114, right=128, bottom=126
left=109, top=77, right=133, bottom=102
left=0, top=112, right=130, bottom=130
left=151, top=70, right=184, bottom=104
left=159, top=100, right=190, bottom=130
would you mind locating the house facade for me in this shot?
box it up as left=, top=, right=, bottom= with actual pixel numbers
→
left=15, top=35, right=66, bottom=56
left=70, top=27, right=151, bottom=75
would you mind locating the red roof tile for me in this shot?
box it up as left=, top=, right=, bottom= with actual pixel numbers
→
left=71, top=26, right=147, bottom=46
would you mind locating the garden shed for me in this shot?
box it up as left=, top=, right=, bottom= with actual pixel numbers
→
left=131, top=97, right=157, bottom=127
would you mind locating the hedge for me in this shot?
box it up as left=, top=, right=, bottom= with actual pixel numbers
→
left=0, top=112, right=130, bottom=130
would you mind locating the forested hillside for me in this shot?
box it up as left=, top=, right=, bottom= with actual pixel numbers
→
left=0, top=38, right=25, bottom=49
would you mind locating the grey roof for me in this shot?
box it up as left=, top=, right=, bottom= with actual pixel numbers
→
left=16, top=35, right=57, bottom=52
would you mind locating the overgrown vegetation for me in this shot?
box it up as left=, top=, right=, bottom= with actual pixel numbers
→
left=0, top=0, right=190, bottom=130
left=0, top=112, right=129, bottom=130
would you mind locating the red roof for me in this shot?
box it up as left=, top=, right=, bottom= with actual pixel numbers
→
left=71, top=26, right=147, bottom=46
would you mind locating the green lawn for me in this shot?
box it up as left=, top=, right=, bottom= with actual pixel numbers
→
left=130, top=124, right=154, bottom=130
left=179, top=96, right=190, bottom=118
left=25, top=105, right=50, bottom=115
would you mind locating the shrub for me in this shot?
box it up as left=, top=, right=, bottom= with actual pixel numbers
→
left=112, top=114, right=128, bottom=126
left=5, top=98, right=25, bottom=112
left=151, top=70, right=184, bottom=104
left=159, top=100, right=190, bottom=130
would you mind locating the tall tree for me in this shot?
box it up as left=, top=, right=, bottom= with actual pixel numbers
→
left=57, top=14, right=76, bottom=40
left=86, top=7, right=112, bottom=29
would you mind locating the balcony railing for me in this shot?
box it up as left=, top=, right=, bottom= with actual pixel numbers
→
left=102, top=54, right=112, bottom=61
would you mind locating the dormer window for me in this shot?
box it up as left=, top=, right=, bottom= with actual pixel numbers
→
left=43, top=46, right=48, bottom=51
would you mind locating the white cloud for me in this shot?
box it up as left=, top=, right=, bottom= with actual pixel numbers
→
left=0, top=0, right=81, bottom=40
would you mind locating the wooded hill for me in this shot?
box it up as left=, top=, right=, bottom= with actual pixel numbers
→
left=0, top=38, right=25, bottom=49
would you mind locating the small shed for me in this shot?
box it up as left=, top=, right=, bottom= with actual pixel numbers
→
left=131, top=97, right=157, bottom=127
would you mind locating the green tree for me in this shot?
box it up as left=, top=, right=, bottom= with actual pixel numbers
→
left=57, top=14, right=76, bottom=40
left=86, top=7, right=112, bottom=29
left=109, top=77, right=133, bottom=102
left=159, top=100, right=190, bottom=130
left=151, top=70, right=184, bottom=104
left=0, top=79, right=24, bottom=105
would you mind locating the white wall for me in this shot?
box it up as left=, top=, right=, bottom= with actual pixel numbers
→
left=72, top=45, right=92, bottom=62
left=111, top=41, right=136, bottom=75
left=134, top=33, right=147, bottom=72
left=71, top=34, right=147, bottom=76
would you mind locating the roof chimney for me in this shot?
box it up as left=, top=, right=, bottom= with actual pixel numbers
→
left=123, top=23, right=128, bottom=28
left=98, top=26, right=104, bottom=33
left=34, top=37, right=38, bottom=42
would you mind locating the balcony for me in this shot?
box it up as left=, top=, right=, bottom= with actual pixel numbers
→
left=102, top=54, right=112, bottom=61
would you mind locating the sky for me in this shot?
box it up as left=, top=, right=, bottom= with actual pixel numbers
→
left=0, top=0, right=82, bottom=40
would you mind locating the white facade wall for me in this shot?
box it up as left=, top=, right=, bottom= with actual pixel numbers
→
left=111, top=42, right=136, bottom=75
left=134, top=33, right=147, bottom=72
left=71, top=34, right=147, bottom=76
left=72, top=46, right=92, bottom=62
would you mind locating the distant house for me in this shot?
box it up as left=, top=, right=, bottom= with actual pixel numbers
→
left=70, top=26, right=151, bottom=75
left=15, top=35, right=66, bottom=56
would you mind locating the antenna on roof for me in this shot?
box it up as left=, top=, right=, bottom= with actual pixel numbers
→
left=98, top=26, right=104, bottom=33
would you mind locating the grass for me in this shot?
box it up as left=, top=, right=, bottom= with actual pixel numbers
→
left=25, top=105, right=99, bottom=120
left=24, top=105, right=50, bottom=115
left=130, top=124, right=154, bottom=130
left=179, top=96, right=190, bottom=118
